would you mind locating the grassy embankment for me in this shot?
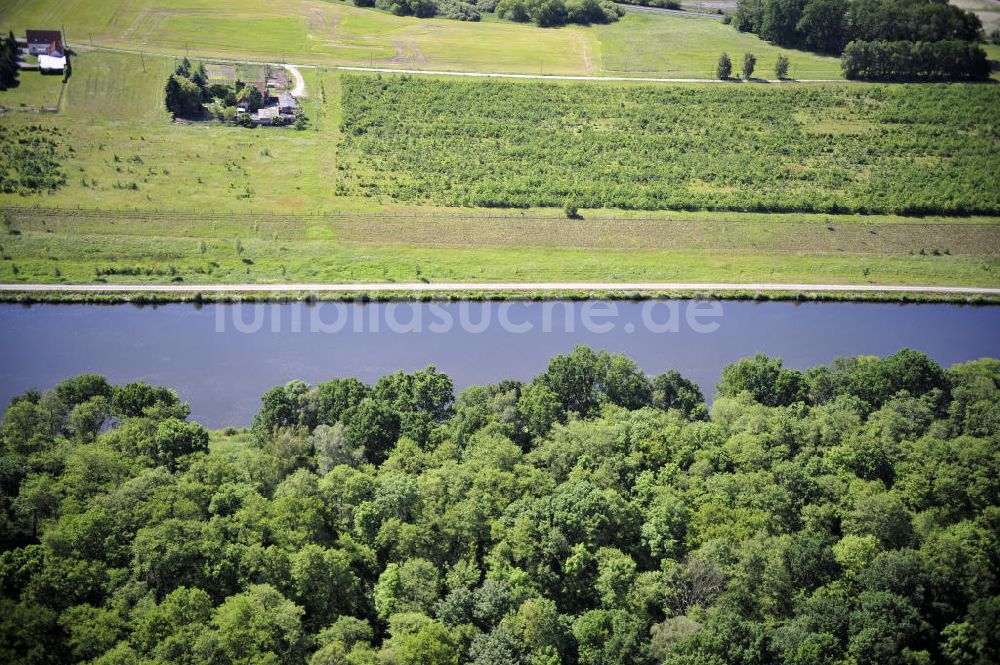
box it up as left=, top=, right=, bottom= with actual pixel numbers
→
left=0, top=39, right=996, bottom=299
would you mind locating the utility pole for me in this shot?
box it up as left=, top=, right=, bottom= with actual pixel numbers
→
left=140, top=50, right=146, bottom=72
left=89, top=32, right=93, bottom=46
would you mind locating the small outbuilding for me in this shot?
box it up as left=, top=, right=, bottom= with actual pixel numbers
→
left=254, top=106, right=280, bottom=125
left=38, top=54, right=67, bottom=73
left=26, top=30, right=63, bottom=56
left=278, top=92, right=298, bottom=115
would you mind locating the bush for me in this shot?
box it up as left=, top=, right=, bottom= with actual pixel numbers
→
left=375, top=0, right=438, bottom=16
left=742, top=52, right=756, bottom=79
left=496, top=0, right=530, bottom=20
left=566, top=0, right=619, bottom=24
left=438, top=0, right=482, bottom=19
left=531, top=0, right=569, bottom=26
left=774, top=53, right=790, bottom=79
left=616, top=0, right=680, bottom=7
left=717, top=52, right=732, bottom=79
left=564, top=200, right=579, bottom=218
left=357, top=0, right=615, bottom=25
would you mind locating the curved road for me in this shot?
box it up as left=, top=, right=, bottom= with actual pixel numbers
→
left=1, top=283, right=997, bottom=295
left=284, top=64, right=306, bottom=97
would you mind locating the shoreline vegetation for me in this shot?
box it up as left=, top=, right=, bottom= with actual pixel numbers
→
left=2, top=348, right=998, bottom=663
left=2, top=289, right=998, bottom=306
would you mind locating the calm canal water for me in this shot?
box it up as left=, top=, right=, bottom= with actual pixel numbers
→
left=1, top=300, right=998, bottom=428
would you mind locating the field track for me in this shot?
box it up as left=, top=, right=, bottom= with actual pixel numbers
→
left=335, top=65, right=841, bottom=83
left=70, top=44, right=843, bottom=83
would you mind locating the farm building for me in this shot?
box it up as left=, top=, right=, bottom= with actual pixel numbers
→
left=278, top=92, right=298, bottom=114
left=255, top=107, right=280, bottom=124
left=26, top=29, right=63, bottom=56
left=38, top=54, right=66, bottom=73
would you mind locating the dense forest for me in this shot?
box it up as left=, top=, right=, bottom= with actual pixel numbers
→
left=733, top=0, right=988, bottom=80
left=733, top=0, right=983, bottom=52
left=1, top=347, right=998, bottom=664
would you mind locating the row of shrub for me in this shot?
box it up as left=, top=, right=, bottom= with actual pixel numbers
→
left=353, top=0, right=622, bottom=25
left=842, top=40, right=991, bottom=81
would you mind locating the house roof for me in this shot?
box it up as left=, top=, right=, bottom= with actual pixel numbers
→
left=26, top=30, right=62, bottom=45
left=38, top=55, right=66, bottom=70
left=278, top=92, right=297, bottom=108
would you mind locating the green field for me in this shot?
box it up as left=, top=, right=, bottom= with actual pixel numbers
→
left=0, top=50, right=998, bottom=293
left=0, top=0, right=850, bottom=77
left=0, top=0, right=598, bottom=75
left=1, top=52, right=345, bottom=212
left=340, top=75, right=1000, bottom=215
left=1, top=207, right=997, bottom=288
left=0, top=70, right=64, bottom=111
left=596, top=11, right=842, bottom=79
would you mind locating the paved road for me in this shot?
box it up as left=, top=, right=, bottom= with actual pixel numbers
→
left=2, top=283, right=997, bottom=294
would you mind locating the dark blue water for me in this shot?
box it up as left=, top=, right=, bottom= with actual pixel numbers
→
left=0, top=300, right=997, bottom=428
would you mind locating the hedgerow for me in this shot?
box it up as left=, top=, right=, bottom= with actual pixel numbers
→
left=339, top=76, right=1000, bottom=215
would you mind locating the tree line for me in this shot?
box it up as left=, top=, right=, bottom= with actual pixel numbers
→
left=1, top=347, right=998, bottom=664
left=733, top=0, right=989, bottom=80
left=352, top=0, right=623, bottom=26
left=715, top=51, right=785, bottom=79
left=841, top=39, right=990, bottom=81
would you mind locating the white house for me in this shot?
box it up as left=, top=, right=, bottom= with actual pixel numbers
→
left=26, top=30, right=63, bottom=56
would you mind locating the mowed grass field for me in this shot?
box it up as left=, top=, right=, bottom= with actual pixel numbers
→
left=1, top=51, right=352, bottom=213
left=597, top=12, right=841, bottom=79
left=0, top=51, right=997, bottom=290
left=0, top=0, right=847, bottom=77
left=1, top=207, right=997, bottom=287
left=1, top=0, right=599, bottom=75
